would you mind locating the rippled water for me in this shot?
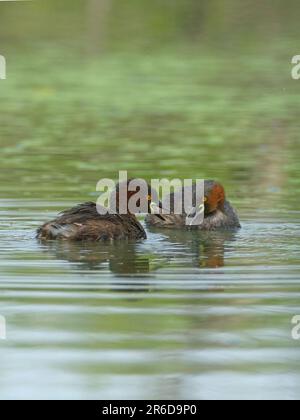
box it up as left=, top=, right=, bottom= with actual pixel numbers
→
left=1, top=0, right=300, bottom=400
left=0, top=199, right=300, bottom=399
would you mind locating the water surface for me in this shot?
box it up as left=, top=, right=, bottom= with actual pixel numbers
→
left=0, top=0, right=300, bottom=400
left=0, top=199, right=300, bottom=399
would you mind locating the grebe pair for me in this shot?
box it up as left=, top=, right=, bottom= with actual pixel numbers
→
left=37, top=180, right=241, bottom=241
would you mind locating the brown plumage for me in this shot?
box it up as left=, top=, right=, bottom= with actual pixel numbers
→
left=37, top=180, right=154, bottom=241
left=37, top=202, right=146, bottom=241
left=146, top=180, right=241, bottom=231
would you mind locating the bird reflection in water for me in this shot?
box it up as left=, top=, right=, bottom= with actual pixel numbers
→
left=38, top=240, right=150, bottom=276
left=38, top=227, right=237, bottom=275
left=146, top=227, right=238, bottom=269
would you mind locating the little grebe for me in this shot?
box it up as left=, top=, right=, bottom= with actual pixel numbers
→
left=37, top=182, right=157, bottom=241
left=146, top=180, right=241, bottom=230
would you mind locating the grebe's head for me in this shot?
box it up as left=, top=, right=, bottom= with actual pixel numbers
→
left=145, top=180, right=227, bottom=227
left=204, top=180, right=226, bottom=215
left=113, top=180, right=159, bottom=215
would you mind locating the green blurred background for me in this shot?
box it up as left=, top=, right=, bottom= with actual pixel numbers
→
left=1, top=1, right=300, bottom=400
left=0, top=0, right=299, bottom=211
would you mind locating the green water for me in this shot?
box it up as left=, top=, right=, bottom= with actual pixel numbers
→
left=0, top=0, right=300, bottom=400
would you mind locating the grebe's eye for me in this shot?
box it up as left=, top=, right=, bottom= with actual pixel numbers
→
left=147, top=195, right=152, bottom=201
left=204, top=196, right=208, bottom=202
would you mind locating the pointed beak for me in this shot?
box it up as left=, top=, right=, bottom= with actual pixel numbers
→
left=185, top=204, right=205, bottom=226
left=150, top=202, right=166, bottom=221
